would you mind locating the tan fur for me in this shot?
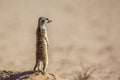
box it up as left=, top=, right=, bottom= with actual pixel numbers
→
left=33, top=17, right=50, bottom=74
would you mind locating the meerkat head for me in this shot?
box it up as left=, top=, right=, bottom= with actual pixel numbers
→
left=38, top=17, right=52, bottom=25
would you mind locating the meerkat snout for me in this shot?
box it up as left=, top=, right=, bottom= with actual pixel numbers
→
left=46, top=18, right=52, bottom=23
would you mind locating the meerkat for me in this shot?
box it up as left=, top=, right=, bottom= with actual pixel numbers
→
left=33, top=17, right=52, bottom=74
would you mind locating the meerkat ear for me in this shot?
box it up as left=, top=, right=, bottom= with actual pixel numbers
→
left=39, top=17, right=43, bottom=20
left=39, top=17, right=43, bottom=21
left=38, top=17, right=41, bottom=23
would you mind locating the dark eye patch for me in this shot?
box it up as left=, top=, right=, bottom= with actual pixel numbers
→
left=41, top=20, right=45, bottom=23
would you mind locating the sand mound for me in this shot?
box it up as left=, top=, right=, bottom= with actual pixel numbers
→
left=0, top=70, right=96, bottom=80
left=0, top=70, right=68, bottom=80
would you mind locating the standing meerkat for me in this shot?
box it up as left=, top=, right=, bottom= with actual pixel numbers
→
left=33, top=17, right=52, bottom=74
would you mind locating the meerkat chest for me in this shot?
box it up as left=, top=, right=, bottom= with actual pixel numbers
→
left=37, top=26, right=48, bottom=41
left=41, top=26, right=48, bottom=36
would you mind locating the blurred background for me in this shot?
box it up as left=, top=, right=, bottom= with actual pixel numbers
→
left=0, top=0, right=120, bottom=80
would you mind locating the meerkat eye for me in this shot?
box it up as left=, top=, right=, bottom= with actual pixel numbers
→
left=41, top=20, right=45, bottom=23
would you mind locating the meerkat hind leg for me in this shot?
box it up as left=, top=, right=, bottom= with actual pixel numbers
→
left=33, top=58, right=41, bottom=72
left=33, top=60, right=38, bottom=72
left=42, top=58, right=48, bottom=75
left=37, top=60, right=41, bottom=72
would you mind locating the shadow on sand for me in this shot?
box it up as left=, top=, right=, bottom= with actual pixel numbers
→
left=1, top=70, right=35, bottom=80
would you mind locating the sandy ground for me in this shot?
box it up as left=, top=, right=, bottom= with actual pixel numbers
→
left=0, top=0, right=120, bottom=80
left=0, top=70, right=67, bottom=80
